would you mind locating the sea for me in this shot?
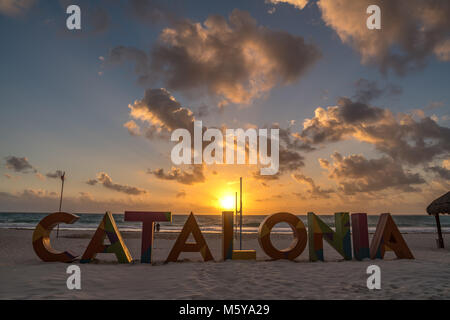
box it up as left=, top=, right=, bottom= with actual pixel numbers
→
left=0, top=212, right=449, bottom=234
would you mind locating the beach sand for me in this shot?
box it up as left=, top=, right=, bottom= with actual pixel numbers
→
left=0, top=229, right=449, bottom=299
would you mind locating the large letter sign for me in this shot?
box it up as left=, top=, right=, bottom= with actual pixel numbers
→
left=124, top=211, right=172, bottom=263
left=351, top=213, right=370, bottom=260
left=80, top=212, right=133, bottom=263
left=31, top=210, right=414, bottom=264
left=222, top=211, right=256, bottom=260
left=166, top=212, right=214, bottom=262
left=258, top=212, right=307, bottom=260
left=32, top=212, right=79, bottom=262
left=370, top=213, right=414, bottom=259
left=308, top=212, right=352, bottom=261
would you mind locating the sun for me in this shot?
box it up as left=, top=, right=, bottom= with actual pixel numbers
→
left=219, top=195, right=235, bottom=210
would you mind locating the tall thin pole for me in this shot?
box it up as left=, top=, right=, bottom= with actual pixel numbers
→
left=240, top=177, right=242, bottom=250
left=56, top=172, right=65, bottom=238
left=235, top=192, right=238, bottom=239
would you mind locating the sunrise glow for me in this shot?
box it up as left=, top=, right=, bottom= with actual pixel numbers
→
left=219, top=195, right=235, bottom=210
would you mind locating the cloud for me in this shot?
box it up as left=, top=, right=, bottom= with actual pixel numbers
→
left=35, top=172, right=45, bottom=181
left=301, top=97, right=450, bottom=165
left=444, top=160, right=450, bottom=170
left=127, top=0, right=173, bottom=24
left=176, top=190, right=186, bottom=198
left=434, top=39, right=450, bottom=61
left=252, top=124, right=309, bottom=181
left=127, top=88, right=195, bottom=139
left=292, top=173, right=334, bottom=198
left=4, top=156, right=36, bottom=173
left=427, top=165, right=450, bottom=180
left=86, top=179, right=98, bottom=186
left=426, top=101, right=445, bottom=110
left=353, top=78, right=402, bottom=103
left=0, top=188, right=161, bottom=213
left=87, top=172, right=147, bottom=195
left=0, top=0, right=35, bottom=17
left=110, top=9, right=320, bottom=105
left=46, top=170, right=64, bottom=179
left=321, top=152, right=425, bottom=194
left=107, top=46, right=152, bottom=85
left=124, top=120, right=141, bottom=136
left=317, top=0, right=450, bottom=74
left=148, top=165, right=205, bottom=185
left=266, top=0, right=309, bottom=10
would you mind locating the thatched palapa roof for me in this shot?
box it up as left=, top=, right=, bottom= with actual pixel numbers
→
left=427, top=191, right=450, bottom=215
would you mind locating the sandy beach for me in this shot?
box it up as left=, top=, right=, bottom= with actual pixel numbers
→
left=1, top=228, right=449, bottom=299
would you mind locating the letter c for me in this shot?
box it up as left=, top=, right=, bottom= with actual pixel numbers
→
left=32, top=212, right=79, bottom=262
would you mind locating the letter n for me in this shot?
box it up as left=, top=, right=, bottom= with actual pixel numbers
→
left=80, top=212, right=133, bottom=263
left=166, top=212, right=214, bottom=262
left=370, top=213, right=414, bottom=259
left=308, top=212, right=352, bottom=261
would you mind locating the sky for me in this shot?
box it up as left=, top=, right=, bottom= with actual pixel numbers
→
left=0, top=0, right=449, bottom=214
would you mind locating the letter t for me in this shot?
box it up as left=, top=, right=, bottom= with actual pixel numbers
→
left=124, top=211, right=172, bottom=263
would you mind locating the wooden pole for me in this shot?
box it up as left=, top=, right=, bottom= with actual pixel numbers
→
left=434, top=214, right=444, bottom=249
left=240, top=177, right=242, bottom=250
left=56, top=172, right=65, bottom=238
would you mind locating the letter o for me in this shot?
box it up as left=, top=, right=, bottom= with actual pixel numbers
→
left=32, top=212, right=79, bottom=262
left=258, top=212, right=307, bottom=260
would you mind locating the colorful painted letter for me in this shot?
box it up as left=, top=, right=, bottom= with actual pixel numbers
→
left=231, top=250, right=257, bottom=260
left=166, top=212, right=214, bottom=262
left=222, top=211, right=256, bottom=260
left=351, top=213, right=370, bottom=260
left=370, top=213, right=414, bottom=259
left=32, top=212, right=79, bottom=262
left=124, top=211, right=171, bottom=263
left=308, top=212, right=352, bottom=261
left=222, top=211, right=234, bottom=260
left=80, top=212, right=133, bottom=263
left=258, top=212, right=307, bottom=260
